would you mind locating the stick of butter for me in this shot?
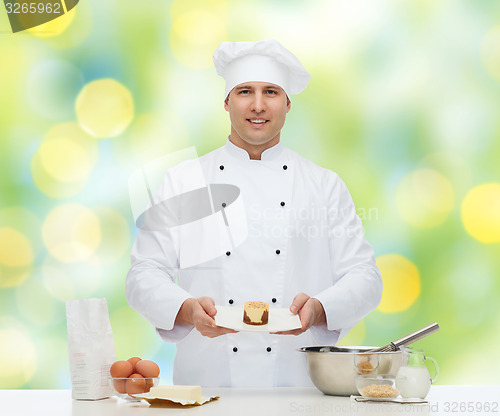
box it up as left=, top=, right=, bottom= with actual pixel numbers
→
left=149, top=385, right=202, bottom=402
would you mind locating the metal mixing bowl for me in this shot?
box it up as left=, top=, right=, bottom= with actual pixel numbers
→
left=298, top=346, right=403, bottom=396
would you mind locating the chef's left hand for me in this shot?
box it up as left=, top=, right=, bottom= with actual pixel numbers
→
left=271, top=293, right=326, bottom=336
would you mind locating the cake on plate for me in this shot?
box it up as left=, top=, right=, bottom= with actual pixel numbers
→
left=243, top=301, right=269, bottom=325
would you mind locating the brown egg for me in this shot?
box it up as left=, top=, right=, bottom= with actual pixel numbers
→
left=127, top=356, right=142, bottom=373
left=126, top=373, right=146, bottom=395
left=144, top=378, right=154, bottom=392
left=113, top=379, right=127, bottom=394
left=110, top=360, right=133, bottom=378
left=136, top=360, right=160, bottom=378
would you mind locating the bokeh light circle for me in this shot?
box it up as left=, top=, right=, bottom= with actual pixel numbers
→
left=461, top=183, right=500, bottom=243
left=42, top=204, right=101, bottom=263
left=32, top=1, right=93, bottom=50
left=0, top=328, right=36, bottom=388
left=0, top=227, right=33, bottom=267
left=75, top=79, right=134, bottom=138
left=39, top=138, right=91, bottom=182
left=395, top=168, right=454, bottom=228
left=0, top=227, right=34, bottom=288
left=419, top=152, right=472, bottom=195
left=376, top=254, right=421, bottom=313
left=169, top=0, right=227, bottom=69
left=26, top=5, right=75, bottom=38
left=31, top=123, right=98, bottom=198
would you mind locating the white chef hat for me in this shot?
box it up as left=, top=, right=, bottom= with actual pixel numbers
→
left=213, top=39, right=310, bottom=99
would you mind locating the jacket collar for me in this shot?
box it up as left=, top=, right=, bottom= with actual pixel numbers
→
left=224, top=137, right=284, bottom=161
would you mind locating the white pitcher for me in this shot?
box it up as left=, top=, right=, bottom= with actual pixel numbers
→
left=396, top=346, right=439, bottom=399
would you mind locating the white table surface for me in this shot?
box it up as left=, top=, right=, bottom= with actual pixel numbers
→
left=1, top=386, right=498, bottom=416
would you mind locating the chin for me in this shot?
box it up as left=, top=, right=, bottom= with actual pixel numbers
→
left=243, top=136, right=278, bottom=146
left=245, top=140, right=272, bottom=146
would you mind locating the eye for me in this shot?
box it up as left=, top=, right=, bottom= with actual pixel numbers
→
left=239, top=90, right=250, bottom=94
left=266, top=90, right=278, bottom=95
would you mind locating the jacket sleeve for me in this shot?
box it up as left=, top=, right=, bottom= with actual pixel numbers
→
left=126, top=161, right=203, bottom=343
left=312, top=170, right=382, bottom=343
left=126, top=222, right=195, bottom=342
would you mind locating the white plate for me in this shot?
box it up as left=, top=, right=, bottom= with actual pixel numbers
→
left=214, top=305, right=301, bottom=332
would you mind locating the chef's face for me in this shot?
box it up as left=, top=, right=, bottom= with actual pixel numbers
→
left=224, top=82, right=291, bottom=147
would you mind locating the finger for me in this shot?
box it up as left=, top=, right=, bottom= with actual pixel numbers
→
left=298, top=308, right=313, bottom=330
left=217, top=327, right=239, bottom=335
left=202, top=327, right=239, bottom=338
left=205, top=316, right=217, bottom=328
left=211, top=325, right=238, bottom=335
left=271, top=324, right=306, bottom=335
left=290, top=292, right=310, bottom=314
left=198, top=297, right=217, bottom=317
left=270, top=329, right=304, bottom=336
left=192, top=304, right=217, bottom=328
left=196, top=315, right=217, bottom=329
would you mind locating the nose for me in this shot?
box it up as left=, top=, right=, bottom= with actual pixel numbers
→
left=250, top=91, right=266, bottom=113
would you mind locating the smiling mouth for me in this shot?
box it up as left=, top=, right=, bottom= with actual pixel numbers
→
left=247, top=119, right=268, bottom=125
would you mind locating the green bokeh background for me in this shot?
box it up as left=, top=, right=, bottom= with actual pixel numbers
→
left=1, top=0, right=499, bottom=389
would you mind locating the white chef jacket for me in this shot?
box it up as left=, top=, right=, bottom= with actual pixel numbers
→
left=126, top=139, right=382, bottom=387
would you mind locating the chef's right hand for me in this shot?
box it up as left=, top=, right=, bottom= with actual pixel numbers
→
left=176, top=297, right=238, bottom=338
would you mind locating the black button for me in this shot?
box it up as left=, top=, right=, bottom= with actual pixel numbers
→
left=233, top=347, right=238, bottom=352
left=226, top=251, right=231, bottom=256
left=280, top=201, right=285, bottom=207
left=283, top=165, right=288, bottom=170
left=272, top=298, right=277, bottom=303
left=229, top=299, right=234, bottom=305
left=222, top=202, right=226, bottom=208
left=220, top=165, right=224, bottom=170
left=267, top=347, right=272, bottom=352
left=276, top=249, right=280, bottom=255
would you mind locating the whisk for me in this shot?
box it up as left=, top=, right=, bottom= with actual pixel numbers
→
left=369, top=322, right=440, bottom=352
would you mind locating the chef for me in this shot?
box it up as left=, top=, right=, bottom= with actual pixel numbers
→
left=126, top=39, right=382, bottom=387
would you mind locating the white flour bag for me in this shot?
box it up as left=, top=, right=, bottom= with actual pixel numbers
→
left=66, top=298, right=115, bottom=400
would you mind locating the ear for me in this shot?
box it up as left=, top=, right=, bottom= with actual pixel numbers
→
left=224, top=95, right=230, bottom=112
left=286, top=97, right=291, bottom=113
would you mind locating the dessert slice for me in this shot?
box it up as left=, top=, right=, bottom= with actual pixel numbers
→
left=243, top=301, right=269, bottom=325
